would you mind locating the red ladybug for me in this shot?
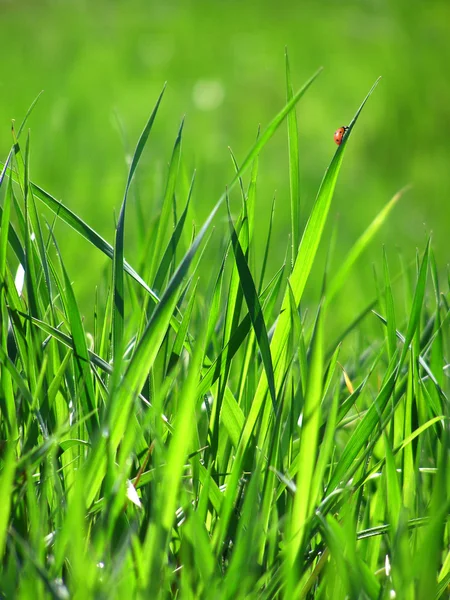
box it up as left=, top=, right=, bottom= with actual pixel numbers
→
left=334, top=126, right=348, bottom=145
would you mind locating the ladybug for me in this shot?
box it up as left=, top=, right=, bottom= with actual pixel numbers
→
left=334, top=126, right=348, bottom=145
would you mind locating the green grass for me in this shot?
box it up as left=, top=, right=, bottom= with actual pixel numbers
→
left=0, top=65, right=449, bottom=600
left=2, top=0, right=450, bottom=318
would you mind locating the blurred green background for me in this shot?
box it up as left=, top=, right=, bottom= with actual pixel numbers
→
left=1, top=0, right=449, bottom=322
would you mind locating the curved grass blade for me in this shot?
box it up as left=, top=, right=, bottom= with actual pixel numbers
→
left=226, top=67, right=322, bottom=193
left=153, top=171, right=195, bottom=293
left=227, top=199, right=277, bottom=411
left=113, top=84, right=166, bottom=361
left=0, top=166, right=161, bottom=303
left=48, top=233, right=98, bottom=431
left=325, top=185, right=407, bottom=305
left=16, top=90, right=45, bottom=139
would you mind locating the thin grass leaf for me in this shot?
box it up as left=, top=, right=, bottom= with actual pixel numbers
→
left=325, top=186, right=406, bottom=305
left=285, top=47, right=300, bottom=260
left=112, top=84, right=166, bottom=361
left=227, top=198, right=277, bottom=411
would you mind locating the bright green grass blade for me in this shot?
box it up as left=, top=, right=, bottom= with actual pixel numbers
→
left=285, top=47, right=300, bottom=260
left=112, top=84, right=166, bottom=361
left=399, top=238, right=430, bottom=366
left=221, top=387, right=245, bottom=448
left=415, top=451, right=449, bottom=599
left=227, top=198, right=277, bottom=410
left=204, top=254, right=225, bottom=352
left=403, top=353, right=415, bottom=510
left=208, top=206, right=246, bottom=465
left=223, top=467, right=262, bottom=598
left=0, top=203, right=25, bottom=267
left=16, top=90, right=44, bottom=139
left=0, top=151, right=11, bottom=193
left=326, top=358, right=398, bottom=493
left=246, top=129, right=259, bottom=242
left=286, top=303, right=324, bottom=576
left=147, top=319, right=207, bottom=587
left=183, top=508, right=217, bottom=591
left=435, top=572, right=450, bottom=600
left=49, top=233, right=98, bottom=430
left=22, top=132, right=40, bottom=320
left=237, top=263, right=286, bottom=409
left=325, top=187, right=405, bottom=305
left=310, top=355, right=340, bottom=501
left=229, top=146, right=247, bottom=208
left=228, top=67, right=322, bottom=193
left=0, top=443, right=16, bottom=559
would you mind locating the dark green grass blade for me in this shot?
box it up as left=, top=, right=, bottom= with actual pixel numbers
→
left=227, top=199, right=277, bottom=411
left=153, top=172, right=195, bottom=293
left=112, top=85, right=165, bottom=360
left=0, top=166, right=161, bottom=302
left=167, top=278, right=198, bottom=373
left=107, top=188, right=225, bottom=449
left=149, top=117, right=184, bottom=284
left=197, top=266, right=284, bottom=400
left=49, top=232, right=98, bottom=430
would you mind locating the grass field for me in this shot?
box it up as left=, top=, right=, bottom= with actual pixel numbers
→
left=1, top=2, right=450, bottom=599
left=2, top=0, right=450, bottom=319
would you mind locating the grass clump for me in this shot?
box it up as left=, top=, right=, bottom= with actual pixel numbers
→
left=0, top=60, right=449, bottom=599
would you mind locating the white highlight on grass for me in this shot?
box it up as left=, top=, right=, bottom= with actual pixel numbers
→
left=14, top=234, right=35, bottom=296
left=15, top=264, right=25, bottom=296
left=385, top=554, right=391, bottom=577
left=192, top=80, right=225, bottom=111
left=126, top=480, right=142, bottom=508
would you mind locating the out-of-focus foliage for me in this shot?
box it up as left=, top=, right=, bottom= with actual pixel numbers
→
left=1, top=0, right=449, bottom=316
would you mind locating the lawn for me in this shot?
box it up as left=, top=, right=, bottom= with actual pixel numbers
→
left=0, top=1, right=449, bottom=598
